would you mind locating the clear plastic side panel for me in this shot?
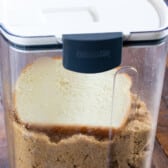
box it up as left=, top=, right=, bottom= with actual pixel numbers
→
left=0, top=35, right=9, bottom=168
left=120, top=43, right=167, bottom=168
left=0, top=40, right=167, bottom=168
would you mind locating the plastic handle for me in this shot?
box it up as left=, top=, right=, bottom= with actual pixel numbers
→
left=63, top=32, right=123, bottom=73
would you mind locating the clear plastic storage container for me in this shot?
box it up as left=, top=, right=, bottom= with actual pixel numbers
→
left=0, top=0, right=168, bottom=168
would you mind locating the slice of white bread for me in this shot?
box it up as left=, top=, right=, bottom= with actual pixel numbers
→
left=15, top=57, right=132, bottom=129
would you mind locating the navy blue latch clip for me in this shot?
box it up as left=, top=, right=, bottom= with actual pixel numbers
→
left=63, top=32, right=123, bottom=73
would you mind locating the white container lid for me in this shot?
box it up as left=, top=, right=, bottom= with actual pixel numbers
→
left=0, top=0, right=168, bottom=46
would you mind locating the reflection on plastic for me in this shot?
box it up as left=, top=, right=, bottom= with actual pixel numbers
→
left=107, top=66, right=139, bottom=168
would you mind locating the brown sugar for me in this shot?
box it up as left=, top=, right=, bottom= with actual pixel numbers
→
left=11, top=97, right=151, bottom=168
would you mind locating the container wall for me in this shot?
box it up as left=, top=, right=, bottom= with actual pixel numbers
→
left=0, top=33, right=9, bottom=168
left=122, top=43, right=168, bottom=167
left=0, top=35, right=10, bottom=168
left=0, top=38, right=167, bottom=168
